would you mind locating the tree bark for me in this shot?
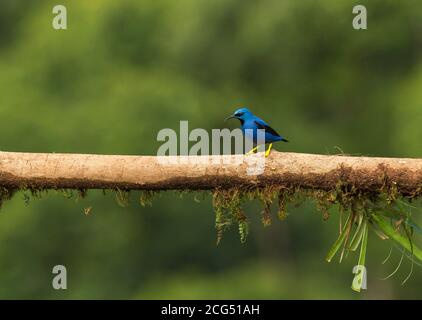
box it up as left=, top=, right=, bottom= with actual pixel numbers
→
left=0, top=151, right=421, bottom=196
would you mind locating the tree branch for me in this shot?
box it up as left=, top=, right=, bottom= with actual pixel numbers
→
left=0, top=151, right=421, bottom=196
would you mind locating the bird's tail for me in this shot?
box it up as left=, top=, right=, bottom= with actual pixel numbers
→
left=281, top=137, right=289, bottom=142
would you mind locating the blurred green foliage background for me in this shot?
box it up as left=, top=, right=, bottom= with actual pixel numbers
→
left=0, top=0, right=421, bottom=299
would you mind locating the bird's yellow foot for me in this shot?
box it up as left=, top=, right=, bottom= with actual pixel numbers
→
left=265, top=143, right=273, bottom=157
left=246, top=146, right=259, bottom=155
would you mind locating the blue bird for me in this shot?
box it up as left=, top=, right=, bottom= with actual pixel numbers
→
left=225, top=107, right=288, bottom=157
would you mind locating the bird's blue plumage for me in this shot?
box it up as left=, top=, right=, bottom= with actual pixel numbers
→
left=226, top=107, right=288, bottom=146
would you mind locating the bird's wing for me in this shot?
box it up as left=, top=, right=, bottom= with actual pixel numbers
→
left=253, top=118, right=281, bottom=138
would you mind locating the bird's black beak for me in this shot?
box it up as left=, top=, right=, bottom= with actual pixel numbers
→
left=224, top=114, right=236, bottom=121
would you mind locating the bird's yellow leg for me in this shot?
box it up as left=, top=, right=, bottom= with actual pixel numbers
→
left=246, top=145, right=259, bottom=155
left=265, top=143, right=273, bottom=157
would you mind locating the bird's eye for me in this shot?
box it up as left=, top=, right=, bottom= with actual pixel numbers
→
left=235, top=112, right=244, bottom=117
